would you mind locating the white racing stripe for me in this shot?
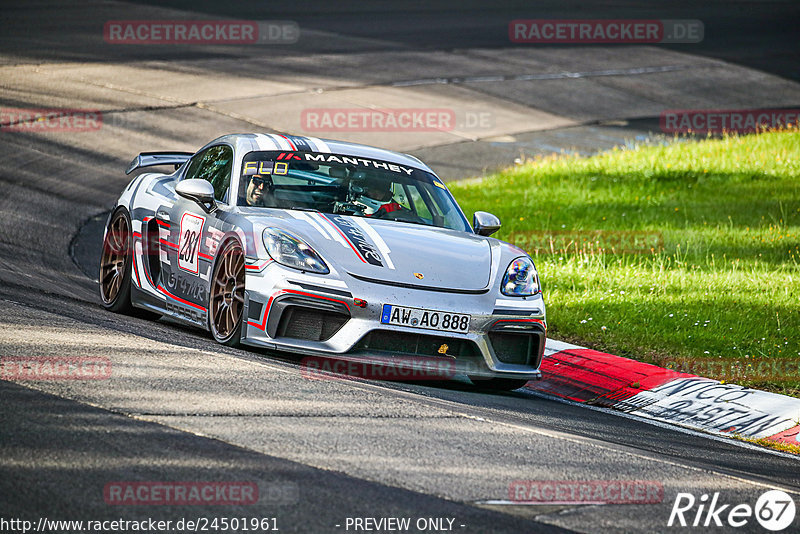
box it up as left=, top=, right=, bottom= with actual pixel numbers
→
left=305, top=136, right=331, bottom=153
left=134, top=241, right=158, bottom=295
left=289, top=210, right=330, bottom=241
left=254, top=133, right=280, bottom=150
left=265, top=133, right=292, bottom=151
left=133, top=241, right=144, bottom=288
left=311, top=213, right=349, bottom=248
left=351, top=218, right=395, bottom=270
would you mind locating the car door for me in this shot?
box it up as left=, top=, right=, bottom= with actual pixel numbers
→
left=159, top=144, right=234, bottom=324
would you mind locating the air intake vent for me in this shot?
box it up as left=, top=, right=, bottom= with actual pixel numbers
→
left=488, top=332, right=543, bottom=366
left=353, top=330, right=480, bottom=359
left=276, top=307, right=348, bottom=341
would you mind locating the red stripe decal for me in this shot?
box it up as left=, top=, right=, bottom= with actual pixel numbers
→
left=198, top=252, right=213, bottom=260
left=159, top=239, right=178, bottom=250
left=245, top=259, right=273, bottom=271
left=155, top=219, right=170, bottom=228
left=158, top=284, right=206, bottom=311
left=248, top=289, right=350, bottom=331
left=142, top=256, right=156, bottom=289
left=317, top=213, right=367, bottom=264
left=279, top=134, right=297, bottom=151
left=131, top=246, right=141, bottom=288
left=491, top=318, right=546, bottom=329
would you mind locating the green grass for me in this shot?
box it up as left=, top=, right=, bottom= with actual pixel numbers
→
left=449, top=128, right=800, bottom=395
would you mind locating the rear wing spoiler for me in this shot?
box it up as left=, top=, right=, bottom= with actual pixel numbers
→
left=126, top=151, right=194, bottom=175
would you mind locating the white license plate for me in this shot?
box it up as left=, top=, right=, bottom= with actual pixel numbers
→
left=381, top=304, right=470, bottom=333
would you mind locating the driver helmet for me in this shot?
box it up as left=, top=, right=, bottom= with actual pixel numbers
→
left=353, top=171, right=393, bottom=215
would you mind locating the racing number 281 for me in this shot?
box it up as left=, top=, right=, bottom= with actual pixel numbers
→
left=177, top=213, right=205, bottom=274
left=179, top=229, right=199, bottom=263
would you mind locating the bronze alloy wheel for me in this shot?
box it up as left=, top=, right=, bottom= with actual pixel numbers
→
left=100, top=209, right=133, bottom=312
left=209, top=240, right=245, bottom=346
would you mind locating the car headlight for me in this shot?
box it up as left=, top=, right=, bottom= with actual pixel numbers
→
left=501, top=257, right=540, bottom=297
left=262, top=228, right=329, bottom=274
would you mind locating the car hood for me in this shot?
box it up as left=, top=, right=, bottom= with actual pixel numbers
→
left=244, top=210, right=492, bottom=290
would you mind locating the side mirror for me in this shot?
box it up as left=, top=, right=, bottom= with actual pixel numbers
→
left=176, top=179, right=217, bottom=213
left=473, top=211, right=501, bottom=236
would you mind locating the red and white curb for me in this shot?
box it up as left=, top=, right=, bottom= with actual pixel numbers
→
left=527, top=339, right=800, bottom=448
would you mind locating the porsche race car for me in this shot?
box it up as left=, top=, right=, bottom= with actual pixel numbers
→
left=101, top=133, right=546, bottom=390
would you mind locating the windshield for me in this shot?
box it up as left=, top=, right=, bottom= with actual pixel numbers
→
left=237, top=151, right=470, bottom=232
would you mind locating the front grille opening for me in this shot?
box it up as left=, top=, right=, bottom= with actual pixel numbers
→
left=276, top=306, right=348, bottom=341
left=353, top=330, right=480, bottom=359
left=489, top=332, right=541, bottom=366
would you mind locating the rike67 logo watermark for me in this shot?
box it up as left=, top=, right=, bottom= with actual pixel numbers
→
left=669, top=490, right=796, bottom=531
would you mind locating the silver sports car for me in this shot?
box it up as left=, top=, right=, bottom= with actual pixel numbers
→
left=101, top=133, right=546, bottom=390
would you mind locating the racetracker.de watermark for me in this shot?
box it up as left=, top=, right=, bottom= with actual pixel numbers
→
left=660, top=108, right=800, bottom=134
left=509, top=480, right=664, bottom=505
left=1, top=108, right=102, bottom=132
left=1, top=357, right=111, bottom=380
left=300, top=108, right=494, bottom=132
left=104, top=20, right=299, bottom=45
left=104, top=482, right=259, bottom=506
left=510, top=19, right=703, bottom=43
left=301, top=356, right=460, bottom=381
left=302, top=108, right=451, bottom=132
left=663, top=358, right=800, bottom=383
left=508, top=229, right=664, bottom=255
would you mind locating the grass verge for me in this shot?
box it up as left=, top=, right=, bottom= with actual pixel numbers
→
left=449, top=128, right=800, bottom=396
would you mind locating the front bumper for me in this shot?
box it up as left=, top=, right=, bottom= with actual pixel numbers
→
left=241, top=262, right=546, bottom=380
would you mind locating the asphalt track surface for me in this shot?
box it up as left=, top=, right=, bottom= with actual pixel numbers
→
left=1, top=1, right=800, bottom=533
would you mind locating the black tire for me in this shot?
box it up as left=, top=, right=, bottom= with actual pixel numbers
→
left=208, top=239, right=245, bottom=347
left=471, top=377, right=530, bottom=391
left=99, top=209, right=134, bottom=313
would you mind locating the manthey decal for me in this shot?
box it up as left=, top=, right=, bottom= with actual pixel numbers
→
left=280, top=135, right=315, bottom=152
left=319, top=213, right=385, bottom=267
left=303, top=153, right=415, bottom=175
left=178, top=212, right=205, bottom=274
